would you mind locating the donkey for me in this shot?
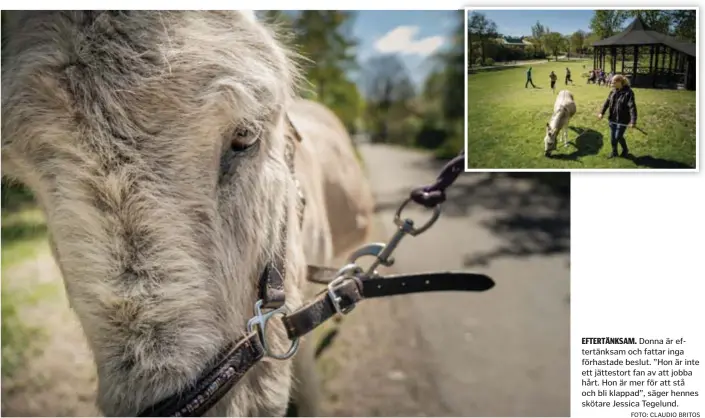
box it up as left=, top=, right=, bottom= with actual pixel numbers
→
left=544, top=90, right=577, bottom=157
left=1, top=11, right=373, bottom=417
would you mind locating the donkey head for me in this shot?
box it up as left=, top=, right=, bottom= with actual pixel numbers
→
left=2, top=11, right=304, bottom=416
left=544, top=123, right=557, bottom=156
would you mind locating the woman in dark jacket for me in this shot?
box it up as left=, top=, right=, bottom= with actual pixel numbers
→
left=598, top=74, right=638, bottom=158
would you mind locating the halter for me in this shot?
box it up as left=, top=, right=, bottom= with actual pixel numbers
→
left=137, top=126, right=494, bottom=417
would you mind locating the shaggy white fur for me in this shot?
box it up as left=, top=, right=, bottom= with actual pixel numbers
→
left=2, top=10, right=372, bottom=417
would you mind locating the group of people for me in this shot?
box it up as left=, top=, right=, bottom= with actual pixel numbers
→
left=524, top=65, right=639, bottom=159
left=587, top=68, right=613, bottom=86
left=525, top=66, right=574, bottom=92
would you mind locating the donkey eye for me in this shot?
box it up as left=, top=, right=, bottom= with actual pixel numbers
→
left=231, top=125, right=261, bottom=152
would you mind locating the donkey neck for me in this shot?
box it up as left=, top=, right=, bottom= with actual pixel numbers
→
left=549, top=108, right=567, bottom=131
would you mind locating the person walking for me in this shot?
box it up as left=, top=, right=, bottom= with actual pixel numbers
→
left=525, top=66, right=536, bottom=88
left=565, top=67, right=573, bottom=85
left=597, top=74, right=638, bottom=158
left=549, top=71, right=557, bottom=93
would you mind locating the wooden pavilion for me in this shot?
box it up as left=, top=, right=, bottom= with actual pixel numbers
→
left=592, top=17, right=696, bottom=90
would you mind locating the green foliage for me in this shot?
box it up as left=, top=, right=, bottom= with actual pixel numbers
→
left=670, top=10, right=696, bottom=42
left=434, top=119, right=464, bottom=160
left=468, top=11, right=499, bottom=66
left=264, top=11, right=365, bottom=136
left=363, top=54, right=416, bottom=145
left=590, top=10, right=628, bottom=39
left=293, top=11, right=359, bottom=99
left=570, top=30, right=587, bottom=54
left=439, top=11, right=466, bottom=125
left=1, top=289, right=44, bottom=377
left=543, top=32, right=566, bottom=58
left=531, top=21, right=548, bottom=53
left=1, top=179, right=35, bottom=210
left=624, top=10, right=672, bottom=34
left=1, top=206, right=49, bottom=378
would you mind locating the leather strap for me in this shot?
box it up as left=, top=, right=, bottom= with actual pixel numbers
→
left=258, top=122, right=302, bottom=309
left=258, top=215, right=287, bottom=309
left=283, top=272, right=495, bottom=340
left=137, top=332, right=265, bottom=417
left=139, top=118, right=304, bottom=417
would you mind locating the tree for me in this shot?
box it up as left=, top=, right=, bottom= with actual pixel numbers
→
left=589, top=10, right=628, bottom=39
left=623, top=10, right=672, bottom=34
left=531, top=21, right=548, bottom=54
left=570, top=30, right=586, bottom=55
left=543, top=32, right=565, bottom=60
left=363, top=55, right=415, bottom=143
left=563, top=35, right=572, bottom=57
left=292, top=11, right=359, bottom=101
left=585, top=32, right=601, bottom=53
left=441, top=11, right=465, bottom=121
left=671, top=9, right=696, bottom=42
left=284, top=11, right=364, bottom=133
left=468, top=12, right=498, bottom=66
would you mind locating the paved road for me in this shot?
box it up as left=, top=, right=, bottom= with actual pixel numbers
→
left=319, top=144, right=570, bottom=417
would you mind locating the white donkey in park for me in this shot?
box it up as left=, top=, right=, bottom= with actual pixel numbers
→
left=544, top=90, right=577, bottom=157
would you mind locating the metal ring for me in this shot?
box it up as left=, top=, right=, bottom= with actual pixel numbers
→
left=393, top=197, right=441, bottom=236
left=246, top=300, right=299, bottom=360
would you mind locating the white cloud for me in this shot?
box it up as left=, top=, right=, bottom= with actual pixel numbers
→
left=373, top=26, right=445, bottom=57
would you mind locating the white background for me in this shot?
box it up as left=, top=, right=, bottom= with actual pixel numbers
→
left=9, top=0, right=704, bottom=416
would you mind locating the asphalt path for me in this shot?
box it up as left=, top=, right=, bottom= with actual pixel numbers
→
left=319, top=142, right=570, bottom=417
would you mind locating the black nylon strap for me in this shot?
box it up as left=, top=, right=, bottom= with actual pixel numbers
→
left=137, top=332, right=265, bottom=417
left=283, top=272, right=495, bottom=340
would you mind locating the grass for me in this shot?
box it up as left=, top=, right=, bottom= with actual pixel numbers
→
left=466, top=59, right=697, bottom=169
left=1, top=205, right=50, bottom=377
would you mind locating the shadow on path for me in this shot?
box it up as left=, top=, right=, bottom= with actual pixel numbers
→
left=375, top=158, right=570, bottom=268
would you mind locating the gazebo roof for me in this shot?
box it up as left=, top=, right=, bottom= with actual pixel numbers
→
left=592, top=16, right=696, bottom=57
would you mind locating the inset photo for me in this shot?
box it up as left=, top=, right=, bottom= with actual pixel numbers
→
left=465, top=8, right=698, bottom=170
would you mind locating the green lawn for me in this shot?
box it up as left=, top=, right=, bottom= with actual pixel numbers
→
left=1, top=206, right=49, bottom=377
left=466, top=60, right=697, bottom=169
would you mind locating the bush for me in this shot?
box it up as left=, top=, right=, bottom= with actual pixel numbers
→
left=398, top=116, right=423, bottom=146
left=416, top=125, right=447, bottom=150
left=434, top=120, right=464, bottom=160
left=485, top=57, right=495, bottom=66
left=1, top=179, right=34, bottom=210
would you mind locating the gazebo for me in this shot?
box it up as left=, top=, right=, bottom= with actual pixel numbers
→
left=592, top=17, right=696, bottom=90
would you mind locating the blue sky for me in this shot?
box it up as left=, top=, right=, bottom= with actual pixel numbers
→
left=281, top=10, right=459, bottom=90
left=350, top=11, right=460, bottom=88
left=471, top=9, right=594, bottom=37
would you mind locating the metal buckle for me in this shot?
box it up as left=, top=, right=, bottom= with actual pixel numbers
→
left=247, top=300, right=299, bottom=360
left=394, top=197, right=441, bottom=236
left=327, top=264, right=361, bottom=315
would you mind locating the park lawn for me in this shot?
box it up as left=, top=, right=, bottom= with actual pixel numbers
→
left=466, top=60, right=697, bottom=169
